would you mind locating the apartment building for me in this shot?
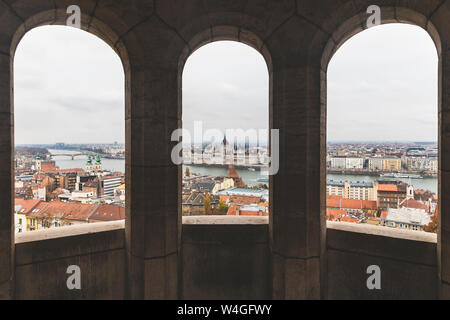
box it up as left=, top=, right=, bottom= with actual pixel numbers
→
left=383, top=157, right=402, bottom=171
left=330, top=157, right=346, bottom=169
left=345, top=157, right=364, bottom=169
left=327, top=180, right=377, bottom=201
left=368, top=157, right=384, bottom=171
left=407, top=156, right=438, bottom=172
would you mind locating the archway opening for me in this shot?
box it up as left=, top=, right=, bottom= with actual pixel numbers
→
left=14, top=26, right=125, bottom=235
left=326, top=23, right=438, bottom=233
left=181, top=40, right=270, bottom=222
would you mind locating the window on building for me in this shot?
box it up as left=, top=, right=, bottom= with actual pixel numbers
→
left=326, top=24, right=438, bottom=233
left=14, top=26, right=125, bottom=236
left=181, top=41, right=269, bottom=221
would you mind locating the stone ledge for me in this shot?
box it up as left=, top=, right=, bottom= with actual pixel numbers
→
left=327, top=221, right=437, bottom=243
left=15, top=220, right=125, bottom=244
left=182, top=215, right=269, bottom=225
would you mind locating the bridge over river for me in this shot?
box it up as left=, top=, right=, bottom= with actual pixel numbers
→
left=48, top=153, right=88, bottom=160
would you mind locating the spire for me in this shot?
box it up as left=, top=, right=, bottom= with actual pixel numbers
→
left=35, top=153, right=41, bottom=160
left=87, top=154, right=92, bottom=165
left=95, top=153, right=101, bottom=164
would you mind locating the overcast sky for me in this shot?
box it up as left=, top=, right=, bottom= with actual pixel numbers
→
left=14, top=23, right=438, bottom=145
left=14, top=26, right=125, bottom=145
left=327, top=24, right=438, bottom=142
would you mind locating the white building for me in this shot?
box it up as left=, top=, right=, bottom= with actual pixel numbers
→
left=368, top=157, right=384, bottom=171
left=407, top=157, right=438, bottom=173
left=103, top=175, right=123, bottom=197
left=345, top=158, right=364, bottom=170
left=381, top=207, right=431, bottom=231
left=331, top=157, right=346, bottom=169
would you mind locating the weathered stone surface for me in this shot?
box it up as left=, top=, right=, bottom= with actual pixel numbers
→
left=182, top=223, right=270, bottom=299
left=327, top=249, right=437, bottom=300
left=0, top=0, right=447, bottom=300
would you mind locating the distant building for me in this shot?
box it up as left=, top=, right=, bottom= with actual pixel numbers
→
left=407, top=156, right=438, bottom=173
left=326, top=195, right=377, bottom=216
left=345, top=158, right=364, bottom=170
left=327, top=180, right=377, bottom=201
left=211, top=177, right=234, bottom=194
left=236, top=204, right=268, bottom=216
left=331, top=157, right=346, bottom=169
left=114, top=184, right=125, bottom=201
left=380, top=207, right=431, bottom=231
left=216, top=188, right=269, bottom=202
left=368, top=157, right=384, bottom=171
left=89, top=204, right=125, bottom=223
left=377, top=183, right=407, bottom=210
left=102, top=174, right=123, bottom=197
left=383, top=157, right=402, bottom=172
left=182, top=191, right=219, bottom=216
left=86, top=154, right=103, bottom=173
left=14, top=199, right=41, bottom=233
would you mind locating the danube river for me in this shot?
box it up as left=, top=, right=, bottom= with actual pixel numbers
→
left=48, top=149, right=125, bottom=173
left=48, top=150, right=438, bottom=193
left=327, top=173, right=437, bottom=194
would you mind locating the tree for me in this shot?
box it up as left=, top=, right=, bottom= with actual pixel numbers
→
left=217, top=199, right=229, bottom=214
left=423, top=214, right=438, bottom=233
left=40, top=212, right=71, bottom=229
left=203, top=193, right=211, bottom=215
left=185, top=167, right=190, bottom=177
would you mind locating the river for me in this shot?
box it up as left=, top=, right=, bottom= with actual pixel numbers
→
left=48, top=150, right=438, bottom=193
left=327, top=173, right=437, bottom=194
left=48, top=149, right=125, bottom=173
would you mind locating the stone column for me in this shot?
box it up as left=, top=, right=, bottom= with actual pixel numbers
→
left=270, top=64, right=324, bottom=299
left=0, top=53, right=14, bottom=300
left=439, top=42, right=450, bottom=299
left=125, top=49, right=181, bottom=298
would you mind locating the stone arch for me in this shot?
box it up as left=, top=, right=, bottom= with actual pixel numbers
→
left=320, top=7, right=441, bottom=72
left=0, top=1, right=135, bottom=299
left=176, top=28, right=273, bottom=299
left=317, top=6, right=443, bottom=299
left=178, top=26, right=273, bottom=74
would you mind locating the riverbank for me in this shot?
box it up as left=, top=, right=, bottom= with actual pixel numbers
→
left=327, top=168, right=437, bottom=178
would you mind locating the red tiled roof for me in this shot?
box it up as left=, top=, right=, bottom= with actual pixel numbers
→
left=35, top=201, right=98, bottom=221
left=89, top=204, right=125, bottom=222
left=326, top=196, right=377, bottom=210
left=227, top=205, right=239, bottom=216
left=400, top=199, right=428, bottom=211
left=41, top=163, right=57, bottom=172
left=27, top=201, right=50, bottom=218
left=378, top=184, right=397, bottom=192
left=229, top=195, right=261, bottom=206
left=47, top=168, right=85, bottom=174
left=14, top=198, right=41, bottom=214
left=342, top=199, right=377, bottom=210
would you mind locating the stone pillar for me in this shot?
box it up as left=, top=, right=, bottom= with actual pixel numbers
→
left=427, top=1, right=450, bottom=300
left=125, top=62, right=180, bottom=299
left=271, top=64, right=324, bottom=299
left=0, top=53, right=13, bottom=300
left=439, top=42, right=450, bottom=299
